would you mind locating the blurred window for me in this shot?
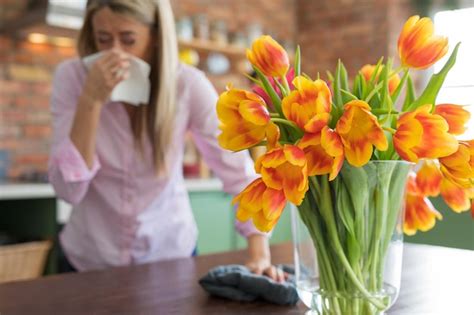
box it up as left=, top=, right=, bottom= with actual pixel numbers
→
left=434, top=7, right=474, bottom=140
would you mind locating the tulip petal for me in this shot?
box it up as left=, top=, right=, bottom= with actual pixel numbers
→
left=435, top=104, right=471, bottom=135
left=416, top=161, right=442, bottom=196
left=441, top=177, right=471, bottom=213
left=265, top=122, right=281, bottom=150
left=239, top=100, right=270, bottom=126
left=283, top=77, right=332, bottom=130
left=252, top=211, right=279, bottom=232
left=439, top=141, right=474, bottom=184
left=337, top=100, right=386, bottom=166
left=262, top=188, right=287, bottom=221
left=283, top=145, right=306, bottom=167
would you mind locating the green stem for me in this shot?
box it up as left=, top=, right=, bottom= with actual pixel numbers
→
left=270, top=118, right=304, bottom=138
left=281, top=75, right=291, bottom=95
left=371, top=109, right=399, bottom=115
left=382, top=126, right=396, bottom=134
left=298, top=199, right=343, bottom=315
left=310, top=176, right=387, bottom=311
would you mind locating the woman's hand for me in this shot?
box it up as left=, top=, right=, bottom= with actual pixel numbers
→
left=82, top=49, right=130, bottom=104
left=245, top=234, right=286, bottom=282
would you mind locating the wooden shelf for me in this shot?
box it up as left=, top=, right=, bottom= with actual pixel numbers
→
left=178, top=38, right=246, bottom=59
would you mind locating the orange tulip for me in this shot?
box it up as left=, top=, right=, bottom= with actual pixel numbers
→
left=233, top=178, right=287, bottom=232
left=246, top=35, right=289, bottom=77
left=282, top=76, right=332, bottom=133
left=336, top=100, right=388, bottom=167
left=404, top=174, right=442, bottom=235
left=394, top=104, right=459, bottom=162
left=434, top=104, right=471, bottom=135
left=217, top=87, right=275, bottom=151
left=440, top=176, right=471, bottom=213
left=360, top=64, right=401, bottom=95
left=398, top=15, right=448, bottom=69
left=416, top=160, right=442, bottom=197
left=256, top=145, right=309, bottom=205
left=439, top=141, right=474, bottom=188
left=298, top=127, right=344, bottom=180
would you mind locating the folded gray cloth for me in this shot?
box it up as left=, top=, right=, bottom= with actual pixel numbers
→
left=199, top=264, right=299, bottom=305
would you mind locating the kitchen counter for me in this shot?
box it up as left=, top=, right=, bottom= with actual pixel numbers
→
left=0, top=178, right=224, bottom=224
left=0, top=243, right=471, bottom=314
left=0, top=178, right=223, bottom=200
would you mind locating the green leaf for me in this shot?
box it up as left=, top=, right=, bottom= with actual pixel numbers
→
left=326, top=70, right=334, bottom=83
left=352, top=73, right=366, bottom=100
left=402, top=74, right=416, bottom=111
left=340, top=89, right=358, bottom=101
left=365, top=82, right=383, bottom=104
left=407, top=42, right=461, bottom=111
left=340, top=61, right=351, bottom=104
left=331, top=177, right=355, bottom=236
left=378, top=58, right=392, bottom=111
left=274, top=79, right=288, bottom=98
left=363, top=57, right=384, bottom=100
left=377, top=132, right=395, bottom=160
left=243, top=73, right=262, bottom=87
left=368, top=57, right=384, bottom=87
left=333, top=59, right=344, bottom=109
left=294, top=45, right=301, bottom=77
left=340, top=163, right=368, bottom=247
left=391, top=68, right=409, bottom=104
left=253, top=66, right=283, bottom=116
left=347, top=233, right=361, bottom=267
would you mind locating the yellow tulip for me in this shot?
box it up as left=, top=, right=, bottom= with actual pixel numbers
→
left=434, top=104, right=471, bottom=135
left=416, top=160, right=442, bottom=197
left=233, top=178, right=287, bottom=232
left=404, top=174, right=442, bottom=235
left=282, top=76, right=332, bottom=133
left=298, top=127, right=344, bottom=180
left=217, top=87, right=275, bottom=151
left=336, top=100, right=388, bottom=167
left=256, top=145, right=309, bottom=205
left=246, top=35, right=289, bottom=77
left=439, top=141, right=474, bottom=188
left=394, top=104, right=458, bottom=162
left=398, top=15, right=448, bottom=69
left=440, top=176, right=471, bottom=213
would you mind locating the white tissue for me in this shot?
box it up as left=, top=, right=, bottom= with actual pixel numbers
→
left=82, top=51, right=151, bottom=106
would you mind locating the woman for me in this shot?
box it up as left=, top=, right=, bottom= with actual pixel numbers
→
left=49, top=0, right=283, bottom=281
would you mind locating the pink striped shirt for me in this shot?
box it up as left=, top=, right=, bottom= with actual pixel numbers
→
left=48, top=59, right=262, bottom=271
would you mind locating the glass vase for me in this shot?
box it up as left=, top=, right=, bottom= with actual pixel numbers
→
left=291, top=161, right=412, bottom=315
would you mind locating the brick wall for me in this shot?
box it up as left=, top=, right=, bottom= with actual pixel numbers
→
left=172, top=0, right=296, bottom=41
left=296, top=0, right=390, bottom=79
left=0, top=37, right=76, bottom=178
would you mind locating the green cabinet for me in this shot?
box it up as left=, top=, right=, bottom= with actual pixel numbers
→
left=189, top=191, right=234, bottom=254
left=189, top=191, right=293, bottom=255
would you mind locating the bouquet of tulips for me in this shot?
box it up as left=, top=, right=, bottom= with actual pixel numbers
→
left=216, top=15, right=472, bottom=314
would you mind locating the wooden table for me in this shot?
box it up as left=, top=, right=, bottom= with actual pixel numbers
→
left=0, top=243, right=472, bottom=315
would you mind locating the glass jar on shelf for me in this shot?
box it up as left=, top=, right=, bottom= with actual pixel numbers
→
left=210, top=20, right=228, bottom=45
left=193, top=14, right=209, bottom=41
left=176, top=16, right=193, bottom=41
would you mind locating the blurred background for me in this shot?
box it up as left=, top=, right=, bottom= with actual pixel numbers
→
left=0, top=0, right=472, bottom=279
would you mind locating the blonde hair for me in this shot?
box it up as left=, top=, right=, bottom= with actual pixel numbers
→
left=78, top=0, right=178, bottom=175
